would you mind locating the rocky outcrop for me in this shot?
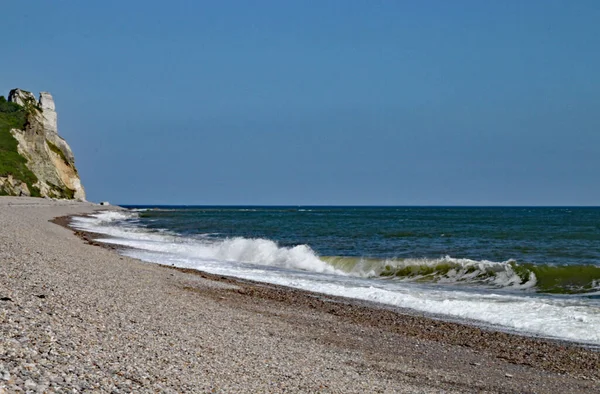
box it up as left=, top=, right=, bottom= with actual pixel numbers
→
left=39, top=92, right=58, bottom=133
left=0, top=175, right=30, bottom=196
left=0, top=89, right=86, bottom=200
left=7, top=89, right=38, bottom=108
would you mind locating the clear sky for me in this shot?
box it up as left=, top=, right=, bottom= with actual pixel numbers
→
left=2, top=1, right=599, bottom=205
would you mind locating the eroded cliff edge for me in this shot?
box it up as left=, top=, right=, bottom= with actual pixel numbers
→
left=0, top=89, right=85, bottom=199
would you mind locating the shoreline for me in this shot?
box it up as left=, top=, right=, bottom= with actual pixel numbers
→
left=1, top=197, right=598, bottom=392
left=58, top=211, right=600, bottom=376
left=56, top=214, right=598, bottom=349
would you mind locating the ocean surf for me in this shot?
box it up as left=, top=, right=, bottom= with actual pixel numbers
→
left=71, top=206, right=600, bottom=346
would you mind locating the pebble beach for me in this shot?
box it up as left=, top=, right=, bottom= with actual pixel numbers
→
left=0, top=197, right=598, bottom=393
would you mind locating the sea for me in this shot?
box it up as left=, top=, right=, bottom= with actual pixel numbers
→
left=71, top=206, right=600, bottom=346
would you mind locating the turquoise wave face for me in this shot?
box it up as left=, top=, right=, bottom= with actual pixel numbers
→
left=321, top=256, right=600, bottom=294
left=510, top=263, right=600, bottom=294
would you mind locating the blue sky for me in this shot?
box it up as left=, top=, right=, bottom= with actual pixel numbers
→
left=2, top=1, right=599, bottom=205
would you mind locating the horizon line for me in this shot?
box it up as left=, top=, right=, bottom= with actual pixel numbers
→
left=116, top=203, right=600, bottom=208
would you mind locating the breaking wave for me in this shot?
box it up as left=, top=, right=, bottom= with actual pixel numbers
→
left=71, top=211, right=600, bottom=295
left=329, top=256, right=600, bottom=294
left=68, top=210, right=600, bottom=345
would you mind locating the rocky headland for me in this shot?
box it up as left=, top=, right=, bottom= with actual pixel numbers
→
left=0, top=89, right=85, bottom=199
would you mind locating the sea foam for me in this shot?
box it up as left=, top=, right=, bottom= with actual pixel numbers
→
left=70, top=210, right=600, bottom=345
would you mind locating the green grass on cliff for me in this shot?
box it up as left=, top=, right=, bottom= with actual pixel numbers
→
left=0, top=96, right=41, bottom=196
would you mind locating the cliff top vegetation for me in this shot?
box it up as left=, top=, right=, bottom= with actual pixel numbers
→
left=0, top=96, right=40, bottom=195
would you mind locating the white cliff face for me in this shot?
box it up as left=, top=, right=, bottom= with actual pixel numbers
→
left=38, top=92, right=58, bottom=134
left=7, top=89, right=37, bottom=108
left=37, top=92, right=75, bottom=163
left=5, top=89, right=86, bottom=200
left=39, top=92, right=55, bottom=111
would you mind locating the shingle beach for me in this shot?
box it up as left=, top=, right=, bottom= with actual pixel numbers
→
left=0, top=197, right=598, bottom=393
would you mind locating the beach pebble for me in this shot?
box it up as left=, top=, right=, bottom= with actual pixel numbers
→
left=23, top=379, right=37, bottom=390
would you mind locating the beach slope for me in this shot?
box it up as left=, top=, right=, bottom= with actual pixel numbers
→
left=0, top=197, right=598, bottom=393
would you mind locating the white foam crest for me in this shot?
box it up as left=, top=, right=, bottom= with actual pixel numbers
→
left=377, top=256, right=537, bottom=290
left=70, top=211, right=176, bottom=243
left=71, top=213, right=343, bottom=275
left=91, top=210, right=137, bottom=222
left=105, top=236, right=343, bottom=275
left=70, top=210, right=138, bottom=231
left=327, top=255, right=537, bottom=290
left=213, top=238, right=341, bottom=274
left=439, top=256, right=538, bottom=290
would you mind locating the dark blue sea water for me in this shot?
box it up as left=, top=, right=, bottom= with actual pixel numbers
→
left=72, top=206, right=600, bottom=345
left=131, top=206, right=600, bottom=266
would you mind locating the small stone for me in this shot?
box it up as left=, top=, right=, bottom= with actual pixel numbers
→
left=24, top=379, right=37, bottom=389
left=505, top=373, right=513, bottom=378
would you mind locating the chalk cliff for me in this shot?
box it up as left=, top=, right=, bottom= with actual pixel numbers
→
left=0, top=89, right=85, bottom=199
